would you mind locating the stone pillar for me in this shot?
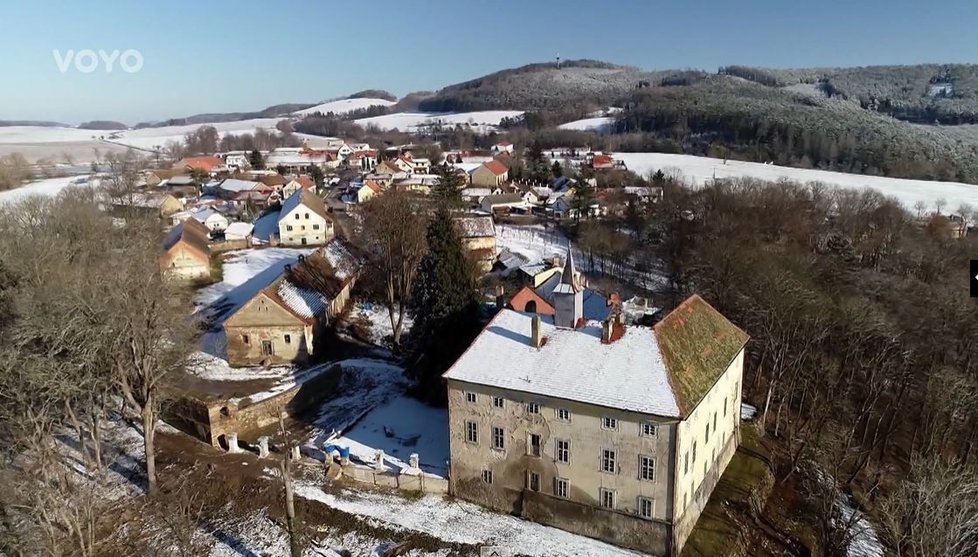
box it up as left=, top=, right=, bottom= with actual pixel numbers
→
left=409, top=453, right=420, bottom=471
left=290, top=445, right=301, bottom=461
left=257, top=436, right=270, bottom=458
left=226, top=432, right=241, bottom=454
left=374, top=450, right=386, bottom=472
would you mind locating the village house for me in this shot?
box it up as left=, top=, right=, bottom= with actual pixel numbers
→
left=454, top=216, right=497, bottom=273
left=373, top=159, right=403, bottom=176
left=347, top=150, right=379, bottom=171
left=491, top=141, right=515, bottom=154
left=461, top=187, right=500, bottom=207
left=222, top=151, right=250, bottom=170
left=160, top=218, right=211, bottom=282
left=223, top=221, right=254, bottom=242
left=173, top=155, right=225, bottom=175
left=223, top=241, right=358, bottom=366
left=266, top=148, right=339, bottom=174
left=480, top=193, right=526, bottom=214
left=282, top=176, right=316, bottom=199
left=190, top=207, right=230, bottom=232
left=257, top=173, right=288, bottom=190
left=158, top=175, right=200, bottom=197
left=357, top=180, right=383, bottom=203
left=277, top=189, right=334, bottom=246
left=443, top=252, right=748, bottom=556
left=471, top=160, right=510, bottom=188
left=523, top=186, right=553, bottom=206
left=110, top=191, right=184, bottom=220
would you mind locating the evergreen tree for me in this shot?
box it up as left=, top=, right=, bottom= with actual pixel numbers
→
left=249, top=149, right=264, bottom=170
left=552, top=160, right=563, bottom=178
left=431, top=165, right=465, bottom=208
left=309, top=166, right=325, bottom=191
left=409, top=206, right=481, bottom=402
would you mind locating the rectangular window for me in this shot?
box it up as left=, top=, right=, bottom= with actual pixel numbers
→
left=556, top=408, right=571, bottom=422
left=492, top=396, right=504, bottom=408
left=713, top=412, right=718, bottom=433
left=241, top=334, right=250, bottom=345
left=555, top=439, right=570, bottom=463
left=602, top=417, right=618, bottom=430
left=526, top=471, right=540, bottom=492
left=294, top=213, right=299, bottom=220
left=284, top=334, right=291, bottom=344
left=599, top=488, right=616, bottom=509
left=723, top=397, right=728, bottom=417
left=465, top=421, right=478, bottom=444
left=286, top=225, right=293, bottom=231
left=684, top=451, right=689, bottom=475
left=526, top=402, right=540, bottom=414
left=554, top=477, right=569, bottom=498
left=692, top=441, right=697, bottom=464
left=304, top=213, right=309, bottom=219
left=641, top=422, right=657, bottom=437
left=465, top=392, right=477, bottom=403
left=492, top=426, right=505, bottom=450
left=528, top=433, right=541, bottom=457
left=639, top=455, right=655, bottom=481
left=482, top=470, right=493, bottom=484
left=313, top=224, right=320, bottom=230
left=601, top=449, right=617, bottom=474
left=705, top=422, right=710, bottom=444
left=260, top=340, right=273, bottom=356
left=638, top=497, right=654, bottom=519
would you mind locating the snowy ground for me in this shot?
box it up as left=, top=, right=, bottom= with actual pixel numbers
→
left=354, top=111, right=523, bottom=134
left=838, top=494, right=885, bottom=557
left=740, top=402, right=758, bottom=421
left=615, top=151, right=978, bottom=210
left=558, top=116, right=613, bottom=132
left=0, top=175, right=97, bottom=205
left=294, top=97, right=396, bottom=116
left=294, top=483, right=648, bottom=557
left=349, top=301, right=415, bottom=348
left=300, top=358, right=448, bottom=476
left=495, top=224, right=669, bottom=292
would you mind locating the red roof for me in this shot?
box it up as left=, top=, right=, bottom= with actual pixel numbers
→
left=175, top=156, right=222, bottom=172
left=592, top=154, right=615, bottom=167
left=296, top=176, right=315, bottom=189
left=364, top=180, right=383, bottom=193
left=482, top=160, right=509, bottom=176
left=508, top=287, right=555, bottom=316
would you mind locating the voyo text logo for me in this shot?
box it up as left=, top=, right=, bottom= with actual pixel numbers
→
left=52, top=49, right=144, bottom=74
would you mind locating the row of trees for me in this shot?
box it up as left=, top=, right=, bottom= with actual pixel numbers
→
left=0, top=156, right=197, bottom=553
left=649, top=177, right=978, bottom=554
left=0, top=153, right=32, bottom=191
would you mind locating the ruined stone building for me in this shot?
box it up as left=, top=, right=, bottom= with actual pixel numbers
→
left=223, top=240, right=358, bottom=367
left=160, top=218, right=211, bottom=282
left=442, top=252, right=748, bottom=556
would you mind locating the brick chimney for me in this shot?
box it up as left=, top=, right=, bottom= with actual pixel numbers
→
left=531, top=314, right=544, bottom=348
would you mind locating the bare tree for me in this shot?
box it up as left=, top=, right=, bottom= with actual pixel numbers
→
left=360, top=189, right=427, bottom=350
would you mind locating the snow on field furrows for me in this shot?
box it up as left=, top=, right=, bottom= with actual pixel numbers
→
left=354, top=110, right=523, bottom=133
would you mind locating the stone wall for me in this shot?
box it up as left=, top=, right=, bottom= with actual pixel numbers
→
left=521, top=489, right=671, bottom=556
left=340, top=465, right=449, bottom=495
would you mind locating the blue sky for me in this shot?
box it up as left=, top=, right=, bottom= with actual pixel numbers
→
left=2, top=0, right=977, bottom=124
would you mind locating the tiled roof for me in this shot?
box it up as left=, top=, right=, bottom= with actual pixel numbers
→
left=175, top=156, right=222, bottom=172
left=454, top=216, right=495, bottom=238
left=653, top=295, right=749, bottom=415
left=280, top=189, right=330, bottom=222
left=481, top=160, right=509, bottom=176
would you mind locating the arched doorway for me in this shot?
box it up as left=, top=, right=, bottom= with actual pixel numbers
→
left=525, top=300, right=537, bottom=313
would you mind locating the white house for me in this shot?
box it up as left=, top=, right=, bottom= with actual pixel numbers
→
left=191, top=208, right=230, bottom=232
left=277, top=190, right=334, bottom=247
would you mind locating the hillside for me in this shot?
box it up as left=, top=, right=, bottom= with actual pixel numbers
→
left=418, top=60, right=664, bottom=112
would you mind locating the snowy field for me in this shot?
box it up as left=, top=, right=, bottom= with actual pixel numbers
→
left=558, top=116, right=613, bottom=132
left=293, top=97, right=396, bottom=116
left=294, top=483, right=648, bottom=557
left=350, top=301, right=415, bottom=348
left=0, top=175, right=96, bottom=205
left=355, top=110, right=523, bottom=134
left=0, top=118, right=286, bottom=161
left=615, top=152, right=978, bottom=210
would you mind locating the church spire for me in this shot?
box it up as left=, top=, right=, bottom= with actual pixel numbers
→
left=561, top=244, right=581, bottom=292
left=553, top=244, right=583, bottom=328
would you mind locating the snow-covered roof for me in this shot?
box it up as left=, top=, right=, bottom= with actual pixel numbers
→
left=219, top=178, right=261, bottom=193
left=443, top=310, right=682, bottom=417
left=454, top=216, right=495, bottom=238
left=276, top=279, right=331, bottom=320
left=225, top=221, right=253, bottom=237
